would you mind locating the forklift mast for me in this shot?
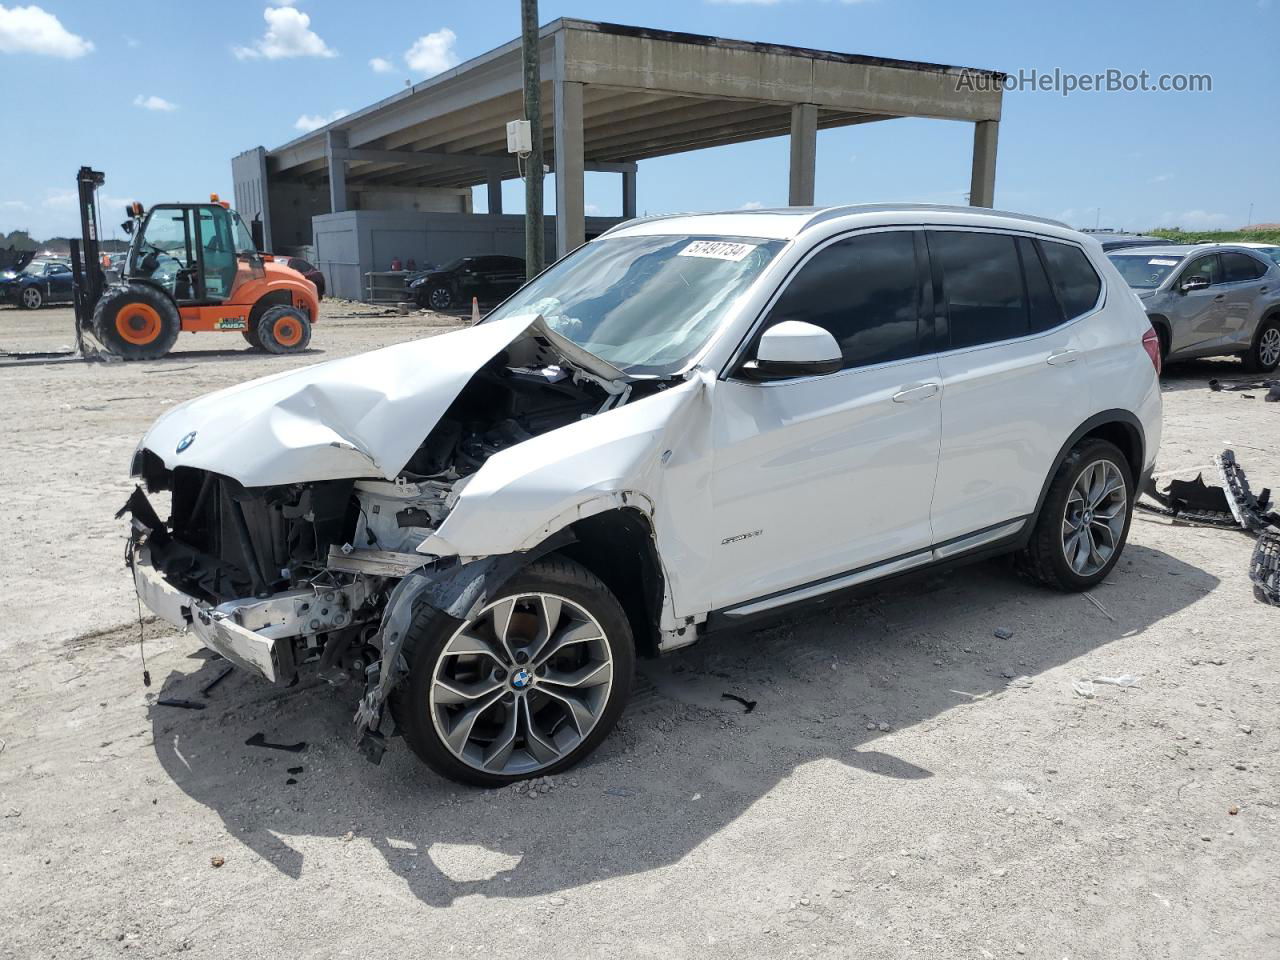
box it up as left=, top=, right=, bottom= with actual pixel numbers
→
left=69, top=166, right=106, bottom=340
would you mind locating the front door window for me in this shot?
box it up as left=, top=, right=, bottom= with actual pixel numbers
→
left=196, top=206, right=238, bottom=300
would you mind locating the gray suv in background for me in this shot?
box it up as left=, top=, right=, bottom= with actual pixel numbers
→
left=1108, top=244, right=1280, bottom=372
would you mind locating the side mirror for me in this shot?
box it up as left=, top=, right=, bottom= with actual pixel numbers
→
left=1180, top=276, right=1210, bottom=293
left=121, top=220, right=134, bottom=235
left=739, top=320, right=842, bottom=381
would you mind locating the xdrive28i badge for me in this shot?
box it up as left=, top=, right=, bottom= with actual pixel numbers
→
left=176, top=431, right=197, bottom=454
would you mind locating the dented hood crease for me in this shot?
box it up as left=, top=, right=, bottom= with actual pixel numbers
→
left=139, top=314, right=572, bottom=487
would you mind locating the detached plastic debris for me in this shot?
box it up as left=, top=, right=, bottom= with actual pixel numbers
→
left=1215, top=450, right=1279, bottom=533
left=1250, top=531, right=1280, bottom=606
left=1073, top=675, right=1141, bottom=698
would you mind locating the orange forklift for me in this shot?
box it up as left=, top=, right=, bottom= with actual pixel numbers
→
left=71, top=166, right=319, bottom=360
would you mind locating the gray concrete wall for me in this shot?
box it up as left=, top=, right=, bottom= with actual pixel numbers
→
left=313, top=210, right=622, bottom=301
left=231, top=148, right=271, bottom=250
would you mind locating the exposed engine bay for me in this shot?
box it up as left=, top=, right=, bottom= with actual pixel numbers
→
left=122, top=326, right=660, bottom=745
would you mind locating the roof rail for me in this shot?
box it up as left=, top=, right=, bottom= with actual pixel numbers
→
left=802, top=203, right=1071, bottom=232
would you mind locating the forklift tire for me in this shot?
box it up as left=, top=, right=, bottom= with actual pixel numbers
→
left=92, top=284, right=180, bottom=360
left=256, top=305, right=312, bottom=354
left=242, top=327, right=263, bottom=350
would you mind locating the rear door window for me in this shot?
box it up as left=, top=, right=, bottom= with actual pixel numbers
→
left=764, top=230, right=924, bottom=370
left=1221, top=252, right=1267, bottom=283
left=1018, top=238, right=1064, bottom=332
left=929, top=231, right=1027, bottom=349
left=1039, top=240, right=1102, bottom=319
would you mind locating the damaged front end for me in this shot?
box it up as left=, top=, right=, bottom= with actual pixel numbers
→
left=119, top=313, right=665, bottom=761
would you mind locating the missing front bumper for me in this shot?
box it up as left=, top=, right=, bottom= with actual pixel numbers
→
left=132, top=548, right=291, bottom=682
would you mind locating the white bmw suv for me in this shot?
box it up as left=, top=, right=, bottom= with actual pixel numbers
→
left=123, top=204, right=1162, bottom=785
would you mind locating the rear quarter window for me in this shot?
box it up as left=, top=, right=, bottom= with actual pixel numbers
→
left=1040, top=241, right=1102, bottom=318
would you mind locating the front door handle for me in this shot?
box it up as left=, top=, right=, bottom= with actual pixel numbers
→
left=891, top=382, right=940, bottom=403
left=1213, top=294, right=1225, bottom=301
left=1046, top=349, right=1079, bottom=366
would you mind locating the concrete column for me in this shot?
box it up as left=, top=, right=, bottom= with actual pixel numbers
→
left=621, top=168, right=637, bottom=220
left=969, top=120, right=999, bottom=208
left=788, top=104, right=818, bottom=206
left=325, top=129, right=349, bottom=212
left=486, top=173, right=503, bottom=215
left=554, top=79, right=586, bottom=256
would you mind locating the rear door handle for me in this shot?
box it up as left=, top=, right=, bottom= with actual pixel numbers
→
left=1213, top=294, right=1225, bottom=301
left=1046, top=349, right=1079, bottom=366
left=891, top=382, right=940, bottom=403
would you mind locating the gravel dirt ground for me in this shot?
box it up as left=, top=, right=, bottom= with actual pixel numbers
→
left=1, top=303, right=1277, bottom=960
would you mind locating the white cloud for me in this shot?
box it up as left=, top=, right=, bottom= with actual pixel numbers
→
left=1159, top=209, right=1232, bottom=229
left=1149, top=173, right=1174, bottom=184
left=124, top=36, right=139, bottom=49
left=42, top=188, right=77, bottom=209
left=1, top=199, right=29, bottom=210
left=233, top=6, right=335, bottom=60
left=0, top=4, right=93, bottom=58
left=369, top=55, right=393, bottom=73
left=739, top=201, right=765, bottom=210
left=133, top=94, right=177, bottom=112
left=405, top=28, right=457, bottom=77
left=294, top=108, right=349, bottom=132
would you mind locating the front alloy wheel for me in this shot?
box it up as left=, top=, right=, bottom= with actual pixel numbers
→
left=20, top=286, right=42, bottom=309
left=430, top=593, right=615, bottom=777
left=391, top=557, right=634, bottom=786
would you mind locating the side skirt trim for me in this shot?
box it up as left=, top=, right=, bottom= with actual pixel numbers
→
left=719, top=517, right=1028, bottom=619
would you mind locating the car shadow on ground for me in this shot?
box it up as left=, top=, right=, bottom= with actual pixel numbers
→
left=149, top=544, right=1214, bottom=906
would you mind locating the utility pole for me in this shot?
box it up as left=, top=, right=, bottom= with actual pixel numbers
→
left=521, top=0, right=544, bottom=279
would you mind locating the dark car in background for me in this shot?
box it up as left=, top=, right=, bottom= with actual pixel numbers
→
left=279, top=257, right=325, bottom=299
left=407, top=255, right=525, bottom=310
left=0, top=258, right=75, bottom=309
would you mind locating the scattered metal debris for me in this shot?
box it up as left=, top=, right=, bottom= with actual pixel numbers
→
left=1082, top=591, right=1116, bottom=622
left=200, top=664, right=234, bottom=698
left=244, top=733, right=307, bottom=753
left=721, top=693, right=758, bottom=714
left=1208, top=377, right=1279, bottom=394
left=156, top=698, right=206, bottom=711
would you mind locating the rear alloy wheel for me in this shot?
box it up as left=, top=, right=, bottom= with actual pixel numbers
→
left=1243, top=317, right=1280, bottom=373
left=1017, top=438, right=1134, bottom=591
left=391, top=557, right=634, bottom=786
left=19, top=286, right=42, bottom=309
left=92, top=283, right=181, bottom=360
left=428, top=286, right=452, bottom=311
left=255, top=304, right=312, bottom=354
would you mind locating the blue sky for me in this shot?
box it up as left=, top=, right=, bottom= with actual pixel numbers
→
left=1, top=0, right=1275, bottom=241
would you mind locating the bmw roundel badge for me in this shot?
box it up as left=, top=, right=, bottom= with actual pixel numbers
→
left=176, top=431, right=197, bottom=454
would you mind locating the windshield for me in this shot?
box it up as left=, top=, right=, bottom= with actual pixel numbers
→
left=484, top=234, right=786, bottom=375
left=1108, top=252, right=1185, bottom=289
left=1256, top=246, right=1280, bottom=266
left=21, top=261, right=46, bottom=276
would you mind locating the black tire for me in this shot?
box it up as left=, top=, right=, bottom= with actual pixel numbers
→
left=1242, top=315, right=1280, bottom=373
left=390, top=556, right=635, bottom=787
left=255, top=304, right=311, bottom=354
left=242, top=327, right=263, bottom=350
left=18, top=285, right=43, bottom=310
left=427, top=286, right=452, bottom=311
left=92, top=283, right=180, bottom=360
left=1017, top=438, right=1135, bottom=592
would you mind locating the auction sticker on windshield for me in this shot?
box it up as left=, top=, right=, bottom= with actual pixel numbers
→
left=1149, top=258, right=1179, bottom=266
left=678, top=240, right=758, bottom=261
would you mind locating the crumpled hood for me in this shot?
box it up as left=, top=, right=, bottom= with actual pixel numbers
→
left=139, top=313, right=576, bottom=487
